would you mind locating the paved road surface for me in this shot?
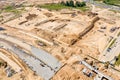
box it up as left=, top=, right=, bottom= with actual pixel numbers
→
left=99, top=27, right=120, bottom=62
left=100, top=35, right=120, bottom=62
left=0, top=34, right=61, bottom=71
left=0, top=40, right=56, bottom=80
left=85, top=0, right=120, bottom=11
left=0, top=34, right=62, bottom=80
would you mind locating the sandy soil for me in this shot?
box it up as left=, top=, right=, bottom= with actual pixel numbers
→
left=0, top=1, right=120, bottom=80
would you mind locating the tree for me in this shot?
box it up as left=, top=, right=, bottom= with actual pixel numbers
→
left=69, top=0, right=74, bottom=7
left=75, top=1, right=86, bottom=7
left=103, top=0, right=109, bottom=3
left=80, top=2, right=86, bottom=7
left=65, top=1, right=70, bottom=6
left=60, top=1, right=65, bottom=5
left=76, top=1, right=81, bottom=7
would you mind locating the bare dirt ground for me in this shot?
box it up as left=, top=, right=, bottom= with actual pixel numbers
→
left=0, top=0, right=120, bottom=80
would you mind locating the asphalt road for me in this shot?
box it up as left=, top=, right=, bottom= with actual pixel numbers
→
left=0, top=39, right=56, bottom=80
left=104, top=37, right=120, bottom=62
left=0, top=34, right=62, bottom=80
left=98, top=24, right=120, bottom=61
left=99, top=33, right=120, bottom=62
left=85, top=0, right=120, bottom=11
left=0, top=34, right=61, bottom=71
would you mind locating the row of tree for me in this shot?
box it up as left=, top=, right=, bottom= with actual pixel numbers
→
left=60, top=0, right=86, bottom=7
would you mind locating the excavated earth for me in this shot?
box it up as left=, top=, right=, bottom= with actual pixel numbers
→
left=0, top=0, right=120, bottom=80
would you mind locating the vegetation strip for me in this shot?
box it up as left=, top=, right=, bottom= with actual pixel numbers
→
left=38, top=0, right=89, bottom=11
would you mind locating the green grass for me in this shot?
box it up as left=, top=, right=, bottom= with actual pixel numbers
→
left=38, top=4, right=70, bottom=10
left=115, top=54, right=120, bottom=66
left=0, top=15, right=3, bottom=18
left=97, top=0, right=120, bottom=7
left=38, top=3, right=89, bottom=11
left=117, top=32, right=120, bottom=37
left=76, top=6, right=90, bottom=12
left=109, top=9, right=120, bottom=13
left=94, top=0, right=120, bottom=7
left=3, top=5, right=24, bottom=14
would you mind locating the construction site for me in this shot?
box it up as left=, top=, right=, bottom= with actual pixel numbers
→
left=0, top=0, right=120, bottom=80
